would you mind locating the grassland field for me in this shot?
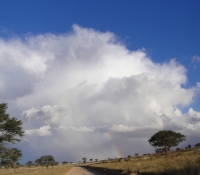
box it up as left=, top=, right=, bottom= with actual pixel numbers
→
left=0, top=164, right=73, bottom=175
left=0, top=148, right=200, bottom=175
left=88, top=147, right=200, bottom=175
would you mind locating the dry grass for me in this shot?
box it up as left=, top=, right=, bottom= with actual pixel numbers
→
left=91, top=148, right=200, bottom=175
left=0, top=164, right=73, bottom=175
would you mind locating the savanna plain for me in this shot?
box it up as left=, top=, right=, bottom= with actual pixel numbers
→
left=90, top=147, right=200, bottom=175
left=0, top=164, right=73, bottom=175
left=1, top=147, right=200, bottom=175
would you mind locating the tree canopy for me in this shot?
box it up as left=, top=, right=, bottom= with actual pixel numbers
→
left=82, top=157, right=87, bottom=163
left=0, top=147, right=22, bottom=173
left=148, top=130, right=186, bottom=154
left=35, top=155, right=56, bottom=168
left=0, top=103, right=24, bottom=172
left=62, top=161, right=68, bottom=164
left=0, top=103, right=24, bottom=145
left=195, top=143, right=200, bottom=147
left=26, top=161, right=34, bottom=168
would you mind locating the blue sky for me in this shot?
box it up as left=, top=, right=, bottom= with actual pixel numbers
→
left=1, top=1, right=200, bottom=85
left=0, top=1, right=200, bottom=163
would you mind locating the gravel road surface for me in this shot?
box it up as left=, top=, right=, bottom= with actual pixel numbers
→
left=66, top=167, right=107, bottom=175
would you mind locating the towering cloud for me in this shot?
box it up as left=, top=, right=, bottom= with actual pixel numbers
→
left=0, top=25, right=199, bottom=162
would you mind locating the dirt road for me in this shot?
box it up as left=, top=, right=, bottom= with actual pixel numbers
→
left=66, top=167, right=107, bottom=175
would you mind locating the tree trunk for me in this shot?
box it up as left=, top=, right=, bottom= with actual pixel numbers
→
left=164, top=146, right=168, bottom=155
left=13, top=163, right=16, bottom=174
left=164, top=146, right=171, bottom=155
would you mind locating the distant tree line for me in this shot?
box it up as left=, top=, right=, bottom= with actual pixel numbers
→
left=24, top=155, right=59, bottom=171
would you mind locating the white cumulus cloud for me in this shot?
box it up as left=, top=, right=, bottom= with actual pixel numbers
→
left=188, top=108, right=200, bottom=120
left=0, top=25, right=200, bottom=163
left=25, top=125, right=52, bottom=136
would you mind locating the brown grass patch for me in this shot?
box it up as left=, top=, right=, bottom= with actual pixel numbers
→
left=0, top=164, right=73, bottom=175
left=90, top=148, right=200, bottom=175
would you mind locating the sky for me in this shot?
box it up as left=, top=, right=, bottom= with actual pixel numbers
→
left=0, top=0, right=200, bottom=164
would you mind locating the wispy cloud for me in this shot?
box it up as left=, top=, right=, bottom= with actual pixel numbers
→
left=192, top=56, right=200, bottom=63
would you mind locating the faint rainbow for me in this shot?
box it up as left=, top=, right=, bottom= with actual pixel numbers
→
left=104, top=132, right=113, bottom=140
left=112, top=145, right=123, bottom=158
left=103, top=132, right=123, bottom=158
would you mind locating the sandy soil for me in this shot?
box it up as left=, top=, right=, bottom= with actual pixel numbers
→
left=66, top=167, right=108, bottom=175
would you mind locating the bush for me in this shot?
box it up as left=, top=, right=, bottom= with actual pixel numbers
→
left=195, top=143, right=200, bottom=147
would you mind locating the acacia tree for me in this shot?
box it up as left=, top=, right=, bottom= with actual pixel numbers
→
left=127, top=155, right=131, bottom=161
left=0, top=103, right=24, bottom=171
left=148, top=130, right=186, bottom=155
left=134, top=153, right=139, bottom=157
left=0, top=103, right=24, bottom=145
left=16, top=162, right=21, bottom=168
left=1, top=147, right=22, bottom=174
left=62, top=161, right=68, bottom=164
left=82, top=157, right=87, bottom=163
left=36, top=155, right=56, bottom=169
left=26, top=161, right=34, bottom=171
left=45, top=155, right=56, bottom=169
left=35, top=158, right=44, bottom=168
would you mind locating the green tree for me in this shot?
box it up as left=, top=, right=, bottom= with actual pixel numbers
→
left=36, top=155, right=56, bottom=169
left=35, top=158, right=44, bottom=168
left=62, top=161, right=68, bottom=164
left=16, top=162, right=21, bottom=168
left=54, top=161, right=59, bottom=166
left=90, top=158, right=93, bottom=162
left=134, top=153, right=139, bottom=157
left=26, top=161, right=34, bottom=171
left=0, top=103, right=24, bottom=145
left=1, top=147, right=22, bottom=174
left=127, top=155, right=131, bottom=161
left=0, top=103, right=24, bottom=170
left=82, top=157, right=86, bottom=163
left=46, top=155, right=56, bottom=168
left=148, top=130, right=186, bottom=155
